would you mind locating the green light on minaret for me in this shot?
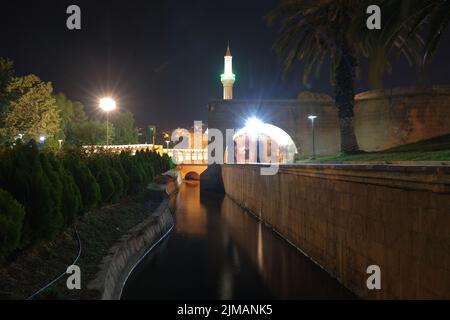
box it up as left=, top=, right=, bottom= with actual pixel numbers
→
left=221, top=43, right=236, bottom=100
left=220, top=73, right=236, bottom=81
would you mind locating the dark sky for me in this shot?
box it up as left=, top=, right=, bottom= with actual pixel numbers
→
left=1, top=0, right=450, bottom=131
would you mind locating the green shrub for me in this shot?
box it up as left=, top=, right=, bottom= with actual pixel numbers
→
left=64, top=156, right=100, bottom=211
left=0, top=143, right=171, bottom=251
left=40, top=153, right=64, bottom=233
left=49, top=157, right=82, bottom=225
left=109, top=168, right=124, bottom=203
left=97, top=169, right=115, bottom=204
left=0, top=189, right=25, bottom=260
left=5, top=141, right=59, bottom=244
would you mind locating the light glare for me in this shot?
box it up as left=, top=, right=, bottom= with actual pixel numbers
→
left=99, top=97, right=117, bottom=112
left=246, top=117, right=264, bottom=130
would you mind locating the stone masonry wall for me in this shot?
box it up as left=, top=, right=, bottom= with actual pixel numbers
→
left=88, top=176, right=179, bottom=300
left=208, top=85, right=450, bottom=157
left=221, top=164, right=450, bottom=299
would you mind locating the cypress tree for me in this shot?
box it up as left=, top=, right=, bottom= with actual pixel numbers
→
left=0, top=188, right=25, bottom=260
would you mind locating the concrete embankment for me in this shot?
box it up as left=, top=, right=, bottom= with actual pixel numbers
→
left=221, top=164, right=450, bottom=299
left=88, top=173, right=180, bottom=300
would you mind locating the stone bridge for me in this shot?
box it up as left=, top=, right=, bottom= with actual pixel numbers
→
left=177, top=164, right=208, bottom=180
left=168, top=149, right=208, bottom=180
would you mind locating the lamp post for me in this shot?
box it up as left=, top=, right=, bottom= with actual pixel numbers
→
left=308, top=115, right=318, bottom=160
left=58, top=139, right=63, bottom=150
left=39, top=136, right=46, bottom=144
left=165, top=140, right=170, bottom=152
left=99, top=97, right=117, bottom=146
left=148, top=125, right=156, bottom=145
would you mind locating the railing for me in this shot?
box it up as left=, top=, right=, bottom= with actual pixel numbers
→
left=82, top=145, right=209, bottom=164
left=168, top=149, right=208, bottom=165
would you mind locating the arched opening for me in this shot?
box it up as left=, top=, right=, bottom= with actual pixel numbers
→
left=226, top=118, right=298, bottom=164
left=185, top=171, right=201, bottom=181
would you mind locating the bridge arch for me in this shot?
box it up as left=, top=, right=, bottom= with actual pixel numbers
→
left=178, top=164, right=208, bottom=180
left=185, top=171, right=201, bottom=181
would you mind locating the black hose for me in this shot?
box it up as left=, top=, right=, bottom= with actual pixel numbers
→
left=26, top=227, right=82, bottom=300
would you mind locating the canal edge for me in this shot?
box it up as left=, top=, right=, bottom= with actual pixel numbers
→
left=88, top=172, right=181, bottom=300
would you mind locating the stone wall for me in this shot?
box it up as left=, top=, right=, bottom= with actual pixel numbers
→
left=221, top=164, right=450, bottom=299
left=355, top=86, right=450, bottom=151
left=88, top=176, right=180, bottom=300
left=208, top=85, right=450, bottom=157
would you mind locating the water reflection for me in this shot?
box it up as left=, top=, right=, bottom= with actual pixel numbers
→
left=220, top=196, right=353, bottom=299
left=175, top=181, right=208, bottom=236
left=121, top=182, right=354, bottom=300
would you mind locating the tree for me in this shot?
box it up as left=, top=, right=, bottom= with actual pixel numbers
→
left=64, top=155, right=101, bottom=211
left=0, top=58, right=14, bottom=93
left=1, top=75, right=61, bottom=141
left=1, top=140, right=61, bottom=244
left=349, top=1, right=427, bottom=88
left=0, top=188, right=25, bottom=260
left=72, top=120, right=114, bottom=146
left=0, top=58, right=15, bottom=137
left=96, top=169, right=115, bottom=204
left=39, top=153, right=64, bottom=232
left=55, top=93, right=88, bottom=144
left=363, top=0, right=450, bottom=75
left=48, top=156, right=82, bottom=225
left=266, top=0, right=422, bottom=154
left=111, top=110, right=139, bottom=145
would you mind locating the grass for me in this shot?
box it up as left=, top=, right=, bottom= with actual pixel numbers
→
left=299, top=134, right=450, bottom=162
left=0, top=189, right=162, bottom=300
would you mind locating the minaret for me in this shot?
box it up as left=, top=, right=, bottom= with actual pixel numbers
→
left=221, top=43, right=236, bottom=100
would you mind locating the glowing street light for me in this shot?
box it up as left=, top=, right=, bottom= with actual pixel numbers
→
left=99, top=97, right=117, bottom=146
left=165, top=140, right=170, bottom=151
left=39, top=135, right=46, bottom=143
left=308, top=115, right=318, bottom=160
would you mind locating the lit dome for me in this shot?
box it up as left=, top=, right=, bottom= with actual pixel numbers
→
left=233, top=120, right=298, bottom=153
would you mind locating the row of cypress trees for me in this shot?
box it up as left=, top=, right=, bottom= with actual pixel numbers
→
left=0, top=140, right=174, bottom=261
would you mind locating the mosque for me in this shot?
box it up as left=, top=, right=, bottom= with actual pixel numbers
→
left=208, top=44, right=450, bottom=163
left=217, top=44, right=298, bottom=164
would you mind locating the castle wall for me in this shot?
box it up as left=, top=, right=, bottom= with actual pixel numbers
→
left=208, top=86, right=450, bottom=157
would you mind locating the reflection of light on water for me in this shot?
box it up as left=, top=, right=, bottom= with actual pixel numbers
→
left=232, top=247, right=240, bottom=271
left=219, top=266, right=233, bottom=300
left=175, top=182, right=208, bottom=236
left=257, top=222, right=264, bottom=274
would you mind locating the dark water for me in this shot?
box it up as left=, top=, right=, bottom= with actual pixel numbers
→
left=121, top=182, right=354, bottom=300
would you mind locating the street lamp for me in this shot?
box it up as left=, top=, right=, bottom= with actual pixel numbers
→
left=99, top=97, right=117, bottom=146
left=58, top=139, right=63, bottom=150
left=39, top=135, right=46, bottom=144
left=308, top=115, right=318, bottom=160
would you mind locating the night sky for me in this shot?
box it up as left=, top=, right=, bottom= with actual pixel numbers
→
left=1, top=0, right=450, bottom=131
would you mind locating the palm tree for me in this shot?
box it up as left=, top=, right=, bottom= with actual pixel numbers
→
left=351, top=0, right=447, bottom=88
left=266, top=0, right=423, bottom=154
left=267, top=1, right=366, bottom=154
left=370, top=0, right=450, bottom=68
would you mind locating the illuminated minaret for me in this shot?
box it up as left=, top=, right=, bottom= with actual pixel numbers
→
left=221, top=43, right=236, bottom=100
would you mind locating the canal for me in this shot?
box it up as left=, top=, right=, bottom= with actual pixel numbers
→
left=121, top=182, right=354, bottom=300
